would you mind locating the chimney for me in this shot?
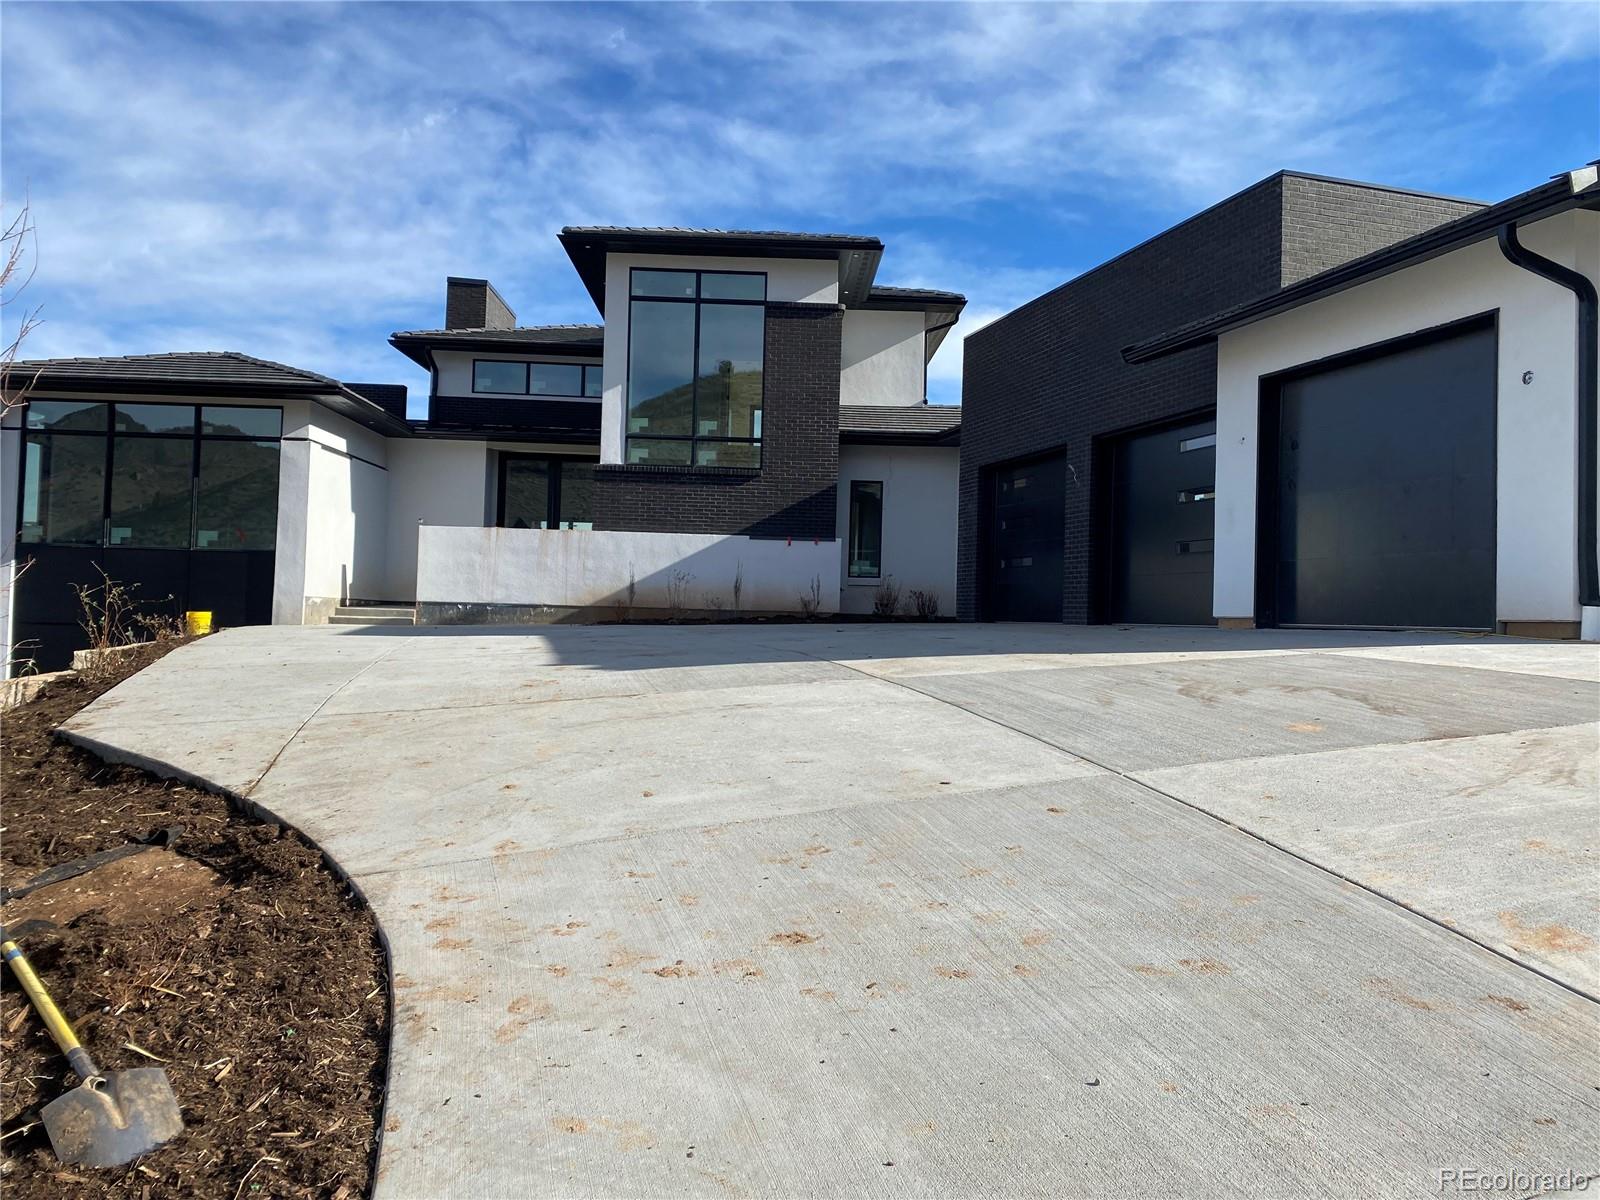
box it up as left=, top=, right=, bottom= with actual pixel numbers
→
left=445, top=277, right=516, bottom=330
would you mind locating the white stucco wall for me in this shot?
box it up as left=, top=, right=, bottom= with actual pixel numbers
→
left=835, top=444, right=959, bottom=616
left=432, top=348, right=601, bottom=398
left=840, top=309, right=925, bottom=406
left=599, top=253, right=841, bottom=463
left=0, top=406, right=21, bottom=671
left=383, top=438, right=491, bottom=602
left=1213, top=207, right=1599, bottom=628
left=416, top=525, right=840, bottom=614
left=275, top=402, right=391, bottom=620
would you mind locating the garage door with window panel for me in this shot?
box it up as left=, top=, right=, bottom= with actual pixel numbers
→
left=984, top=453, right=1066, bottom=621
left=1105, top=417, right=1216, bottom=625
left=13, top=399, right=281, bottom=671
left=1264, top=319, right=1496, bottom=631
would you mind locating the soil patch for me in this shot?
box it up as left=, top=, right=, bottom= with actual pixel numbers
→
left=2, top=644, right=388, bottom=1198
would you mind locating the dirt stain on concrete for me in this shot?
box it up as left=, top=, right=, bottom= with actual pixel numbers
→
left=1021, top=930, right=1051, bottom=947
left=1482, top=993, right=1530, bottom=1014
left=1131, top=964, right=1176, bottom=978
left=933, top=966, right=971, bottom=980
left=433, top=936, right=474, bottom=951
left=770, top=930, right=820, bottom=946
left=1364, top=977, right=1435, bottom=1012
left=647, top=960, right=698, bottom=978
left=1178, top=959, right=1231, bottom=976
left=1498, top=911, right=1596, bottom=955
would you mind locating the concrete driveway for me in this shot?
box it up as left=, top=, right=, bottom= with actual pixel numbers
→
left=64, top=623, right=1599, bottom=1198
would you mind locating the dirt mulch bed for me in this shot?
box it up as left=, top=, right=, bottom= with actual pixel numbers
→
left=1, top=645, right=389, bottom=1198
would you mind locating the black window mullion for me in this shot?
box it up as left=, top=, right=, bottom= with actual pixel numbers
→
left=548, top=461, right=562, bottom=529
left=100, top=412, right=113, bottom=547
left=190, top=412, right=202, bottom=551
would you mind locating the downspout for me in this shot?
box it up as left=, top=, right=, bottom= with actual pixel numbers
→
left=1496, top=220, right=1600, bottom=609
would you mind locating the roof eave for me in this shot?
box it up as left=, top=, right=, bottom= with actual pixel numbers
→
left=16, top=372, right=412, bottom=437
left=389, top=331, right=604, bottom=359
left=839, top=429, right=961, bottom=447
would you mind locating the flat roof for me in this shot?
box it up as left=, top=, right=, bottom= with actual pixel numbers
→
left=1123, top=166, right=1600, bottom=364
left=558, top=226, right=884, bottom=313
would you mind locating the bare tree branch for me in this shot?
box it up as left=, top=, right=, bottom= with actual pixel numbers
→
left=1, top=191, right=43, bottom=419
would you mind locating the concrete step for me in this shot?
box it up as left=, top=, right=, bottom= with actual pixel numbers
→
left=330, top=605, right=416, bottom=626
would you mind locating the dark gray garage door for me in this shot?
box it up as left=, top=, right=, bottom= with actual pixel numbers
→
left=985, top=453, right=1066, bottom=621
left=1107, top=417, right=1216, bottom=624
left=1270, top=320, right=1496, bottom=630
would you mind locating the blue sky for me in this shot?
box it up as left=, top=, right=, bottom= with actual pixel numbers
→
left=2, top=2, right=1596, bottom=412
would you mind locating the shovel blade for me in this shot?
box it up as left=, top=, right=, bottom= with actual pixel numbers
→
left=41, top=1069, right=184, bottom=1168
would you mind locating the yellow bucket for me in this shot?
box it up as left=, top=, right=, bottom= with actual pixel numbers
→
left=185, top=611, right=213, bottom=637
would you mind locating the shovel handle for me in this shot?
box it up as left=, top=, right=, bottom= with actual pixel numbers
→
left=2, top=940, right=101, bottom=1081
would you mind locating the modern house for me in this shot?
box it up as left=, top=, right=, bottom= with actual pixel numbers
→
left=960, top=165, right=1600, bottom=641
left=8, top=165, right=1594, bottom=673
left=1, top=229, right=966, bottom=672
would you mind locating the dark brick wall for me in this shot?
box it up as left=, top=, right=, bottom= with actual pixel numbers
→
left=592, top=302, right=842, bottom=540
left=344, top=382, right=408, bottom=420
left=957, top=175, right=1284, bottom=621
left=428, top=395, right=600, bottom=439
left=1279, top=176, right=1482, bottom=285
left=957, top=172, right=1486, bottom=623
left=445, top=278, right=516, bottom=330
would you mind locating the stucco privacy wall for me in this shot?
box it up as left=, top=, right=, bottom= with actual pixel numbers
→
left=383, top=438, right=489, bottom=602
left=835, top=445, right=958, bottom=615
left=840, top=309, right=925, bottom=406
left=382, top=438, right=606, bottom=601
left=415, top=525, right=840, bottom=614
left=433, top=349, right=601, bottom=398
left=274, top=401, right=390, bottom=623
left=1213, top=209, right=1599, bottom=627
left=598, top=253, right=840, bottom=464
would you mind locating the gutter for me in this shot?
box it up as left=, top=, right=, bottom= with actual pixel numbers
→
left=1496, top=219, right=1599, bottom=608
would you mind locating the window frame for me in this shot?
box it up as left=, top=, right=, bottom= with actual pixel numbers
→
left=625, top=268, right=767, bottom=469
left=847, top=479, right=885, bottom=580
left=16, top=400, right=283, bottom=552
left=471, top=359, right=601, bottom=398
left=495, top=452, right=600, bottom=531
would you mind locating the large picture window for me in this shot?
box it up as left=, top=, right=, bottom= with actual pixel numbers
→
left=18, top=401, right=281, bottom=551
left=626, top=269, right=764, bottom=467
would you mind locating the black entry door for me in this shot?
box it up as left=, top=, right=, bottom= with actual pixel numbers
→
left=1107, top=417, right=1216, bottom=624
left=1269, top=320, right=1496, bottom=630
left=985, top=453, right=1066, bottom=621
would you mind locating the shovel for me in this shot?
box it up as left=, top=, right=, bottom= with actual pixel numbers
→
left=2, top=936, right=184, bottom=1167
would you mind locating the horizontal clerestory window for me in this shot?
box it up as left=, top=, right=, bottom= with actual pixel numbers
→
left=20, top=401, right=282, bottom=551
left=626, top=269, right=765, bottom=467
left=472, top=360, right=602, bottom=398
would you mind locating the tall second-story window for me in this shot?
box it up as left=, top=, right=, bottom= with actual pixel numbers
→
left=626, top=269, right=765, bottom=467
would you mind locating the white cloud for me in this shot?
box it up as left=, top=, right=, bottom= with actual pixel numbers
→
left=1, top=0, right=1593, bottom=395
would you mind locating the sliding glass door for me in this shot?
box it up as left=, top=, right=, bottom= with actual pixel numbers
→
left=497, top=455, right=596, bottom=531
